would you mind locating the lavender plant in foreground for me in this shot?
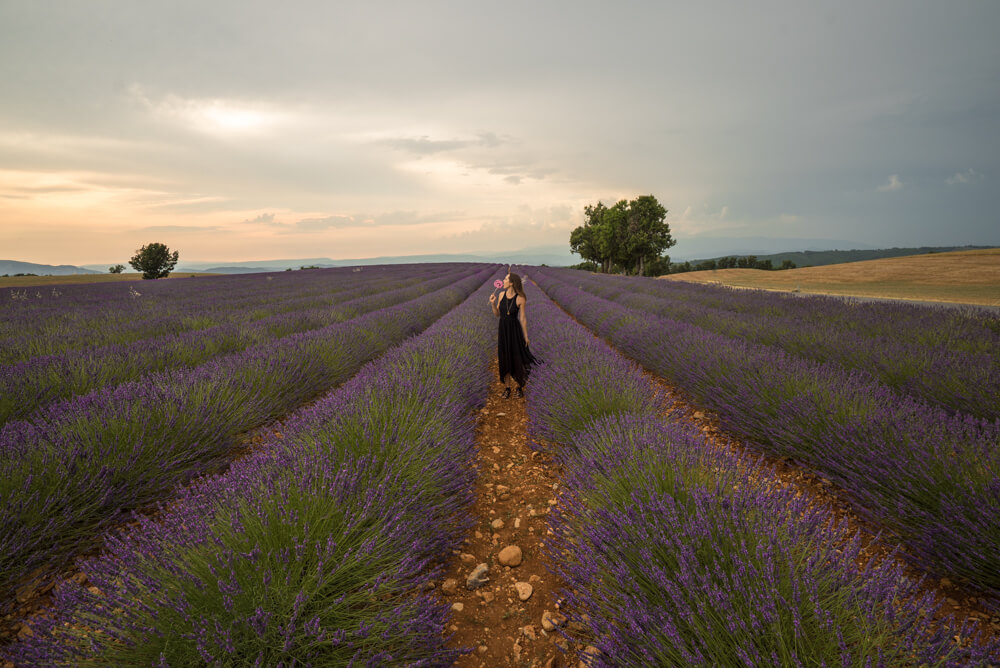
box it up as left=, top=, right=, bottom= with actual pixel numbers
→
left=3, top=275, right=499, bottom=666
left=0, top=267, right=493, bottom=610
left=524, top=281, right=999, bottom=666
left=533, top=269, right=1000, bottom=607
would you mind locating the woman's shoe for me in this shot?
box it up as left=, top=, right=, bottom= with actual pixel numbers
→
left=502, top=387, right=511, bottom=399
left=515, top=386, right=524, bottom=398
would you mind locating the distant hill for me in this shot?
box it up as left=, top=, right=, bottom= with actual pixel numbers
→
left=668, top=236, right=875, bottom=261
left=0, top=260, right=100, bottom=276
left=690, top=245, right=995, bottom=268
left=80, top=245, right=576, bottom=274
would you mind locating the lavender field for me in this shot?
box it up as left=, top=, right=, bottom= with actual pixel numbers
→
left=2, top=264, right=998, bottom=666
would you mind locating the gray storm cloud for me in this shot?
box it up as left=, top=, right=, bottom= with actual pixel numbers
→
left=1, top=0, right=997, bottom=263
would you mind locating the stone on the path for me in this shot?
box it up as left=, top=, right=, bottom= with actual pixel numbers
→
left=529, top=574, right=541, bottom=583
left=544, top=657, right=558, bottom=668
left=514, top=581, right=533, bottom=601
left=579, top=645, right=601, bottom=668
left=491, top=518, right=504, bottom=530
left=466, top=563, right=490, bottom=590
left=459, top=552, right=476, bottom=563
left=441, top=578, right=458, bottom=595
left=498, top=545, right=522, bottom=567
left=496, top=484, right=510, bottom=494
left=521, top=624, right=537, bottom=641
left=541, top=610, right=566, bottom=631
left=512, top=642, right=522, bottom=662
left=451, top=602, right=464, bottom=612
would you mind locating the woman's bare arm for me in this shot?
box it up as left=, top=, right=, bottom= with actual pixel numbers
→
left=518, top=296, right=529, bottom=344
left=489, top=292, right=500, bottom=316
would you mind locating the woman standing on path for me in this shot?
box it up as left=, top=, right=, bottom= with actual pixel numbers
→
left=489, top=272, right=537, bottom=398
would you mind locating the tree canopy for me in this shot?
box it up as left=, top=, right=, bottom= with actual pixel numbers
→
left=129, top=242, right=179, bottom=280
left=569, top=195, right=674, bottom=275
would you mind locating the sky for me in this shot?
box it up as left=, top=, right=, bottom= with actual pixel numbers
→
left=1, top=0, right=998, bottom=265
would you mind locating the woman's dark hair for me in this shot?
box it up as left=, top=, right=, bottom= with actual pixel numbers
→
left=508, top=272, right=526, bottom=299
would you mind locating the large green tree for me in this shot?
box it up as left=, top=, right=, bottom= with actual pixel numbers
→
left=569, top=195, right=674, bottom=275
left=129, top=242, right=179, bottom=280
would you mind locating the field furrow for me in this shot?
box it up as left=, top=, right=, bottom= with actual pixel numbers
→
left=532, top=268, right=1000, bottom=611
left=0, top=265, right=493, bottom=610
left=525, top=278, right=999, bottom=665
left=2, top=271, right=499, bottom=665
left=0, top=265, right=478, bottom=424
left=541, top=267, right=1000, bottom=419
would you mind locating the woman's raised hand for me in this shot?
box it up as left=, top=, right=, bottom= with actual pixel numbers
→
left=489, top=293, right=497, bottom=305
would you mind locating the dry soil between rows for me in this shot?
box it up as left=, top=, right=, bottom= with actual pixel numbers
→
left=439, top=360, right=591, bottom=667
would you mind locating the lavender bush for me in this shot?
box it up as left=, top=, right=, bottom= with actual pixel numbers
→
left=532, top=269, right=1000, bottom=607
left=0, top=266, right=493, bottom=610
left=525, top=280, right=998, bottom=666
left=3, top=274, right=498, bottom=666
left=0, top=266, right=473, bottom=424
left=0, top=264, right=454, bottom=363
left=542, top=267, right=1000, bottom=419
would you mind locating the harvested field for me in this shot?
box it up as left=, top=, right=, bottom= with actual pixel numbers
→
left=661, top=247, right=1000, bottom=305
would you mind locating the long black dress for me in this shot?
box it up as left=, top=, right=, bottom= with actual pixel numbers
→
left=498, top=291, right=537, bottom=387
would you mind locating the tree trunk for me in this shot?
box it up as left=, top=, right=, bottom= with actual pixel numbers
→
left=639, top=255, right=645, bottom=276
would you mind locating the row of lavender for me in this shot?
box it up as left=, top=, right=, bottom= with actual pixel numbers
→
left=531, top=269, right=1000, bottom=608
left=3, top=275, right=498, bottom=665
left=0, top=266, right=494, bottom=611
left=524, top=281, right=998, bottom=665
left=541, top=267, right=1000, bottom=419
left=1, top=265, right=469, bottom=425
left=0, top=264, right=459, bottom=364
left=558, top=267, right=999, bottom=352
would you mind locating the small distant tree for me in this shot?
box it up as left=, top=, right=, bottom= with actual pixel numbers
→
left=129, top=242, right=179, bottom=280
left=109, top=264, right=125, bottom=274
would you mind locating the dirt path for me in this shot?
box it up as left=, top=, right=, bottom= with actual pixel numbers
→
left=439, top=360, right=581, bottom=667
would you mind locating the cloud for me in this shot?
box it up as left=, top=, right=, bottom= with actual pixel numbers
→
left=128, top=85, right=297, bottom=137
left=242, top=212, right=285, bottom=227
left=877, top=174, right=904, bottom=192
left=289, top=210, right=467, bottom=232
left=295, top=215, right=358, bottom=230
left=376, top=137, right=475, bottom=155
left=376, top=132, right=514, bottom=156
left=946, top=168, right=983, bottom=185
left=135, top=224, right=223, bottom=234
